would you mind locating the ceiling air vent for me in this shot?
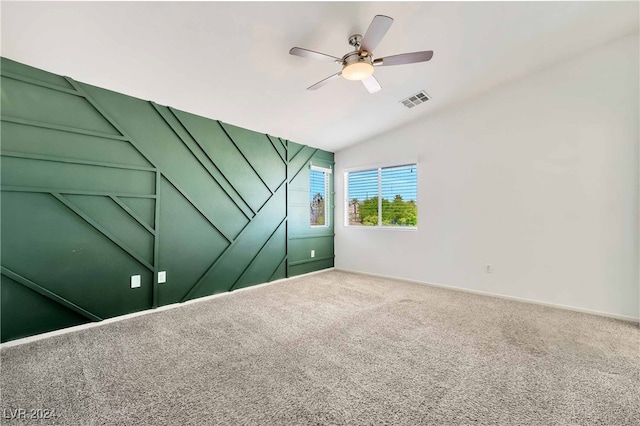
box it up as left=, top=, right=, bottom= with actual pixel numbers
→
left=400, top=90, right=430, bottom=108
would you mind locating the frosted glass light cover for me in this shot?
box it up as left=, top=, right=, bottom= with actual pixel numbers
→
left=342, top=62, right=374, bottom=81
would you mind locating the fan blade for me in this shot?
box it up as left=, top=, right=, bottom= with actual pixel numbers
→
left=290, top=47, right=341, bottom=62
left=362, top=75, right=381, bottom=94
left=373, top=51, right=434, bottom=66
left=307, top=72, right=342, bottom=90
left=360, top=15, right=394, bottom=54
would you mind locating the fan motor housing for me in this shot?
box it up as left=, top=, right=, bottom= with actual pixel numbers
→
left=342, top=51, right=373, bottom=67
left=341, top=51, right=374, bottom=81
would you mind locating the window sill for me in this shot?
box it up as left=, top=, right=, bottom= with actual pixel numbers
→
left=343, top=226, right=418, bottom=231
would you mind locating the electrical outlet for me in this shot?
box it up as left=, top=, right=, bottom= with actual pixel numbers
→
left=311, top=250, right=315, bottom=258
left=485, top=264, right=493, bottom=273
left=158, top=271, right=167, bottom=284
left=131, top=275, right=141, bottom=288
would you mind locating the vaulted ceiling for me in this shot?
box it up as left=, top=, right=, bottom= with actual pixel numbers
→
left=2, top=2, right=638, bottom=151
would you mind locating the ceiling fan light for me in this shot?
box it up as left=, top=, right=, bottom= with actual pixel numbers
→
left=342, top=62, right=374, bottom=81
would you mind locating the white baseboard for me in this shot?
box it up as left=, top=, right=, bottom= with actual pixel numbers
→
left=0, top=267, right=335, bottom=349
left=336, top=268, right=640, bottom=324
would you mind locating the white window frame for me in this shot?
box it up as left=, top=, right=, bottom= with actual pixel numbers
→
left=344, top=163, right=418, bottom=230
left=310, top=164, right=332, bottom=228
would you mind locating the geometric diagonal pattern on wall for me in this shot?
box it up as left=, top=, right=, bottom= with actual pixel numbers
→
left=287, top=142, right=335, bottom=277
left=169, top=109, right=272, bottom=215
left=1, top=57, right=334, bottom=343
left=183, top=184, right=288, bottom=301
left=0, top=274, right=89, bottom=343
left=232, top=220, right=288, bottom=291
left=64, top=194, right=155, bottom=265
left=118, top=197, right=156, bottom=229
left=220, top=122, right=287, bottom=193
left=157, top=176, right=230, bottom=307
left=0, top=192, right=154, bottom=323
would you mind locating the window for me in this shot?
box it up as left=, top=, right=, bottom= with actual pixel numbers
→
left=345, top=164, right=417, bottom=228
left=310, top=165, right=331, bottom=226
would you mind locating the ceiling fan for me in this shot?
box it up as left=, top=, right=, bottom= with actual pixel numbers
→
left=289, top=15, right=434, bottom=94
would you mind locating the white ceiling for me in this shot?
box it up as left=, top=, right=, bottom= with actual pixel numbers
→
left=2, top=1, right=638, bottom=152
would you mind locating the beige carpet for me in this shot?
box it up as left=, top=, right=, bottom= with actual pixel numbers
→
left=1, top=270, right=639, bottom=425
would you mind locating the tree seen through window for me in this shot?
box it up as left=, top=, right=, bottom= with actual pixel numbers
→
left=347, top=164, right=417, bottom=227
left=310, top=168, right=328, bottom=226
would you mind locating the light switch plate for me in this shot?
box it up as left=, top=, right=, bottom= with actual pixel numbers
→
left=131, top=275, right=141, bottom=288
left=311, top=250, right=315, bottom=258
left=158, top=271, right=166, bottom=284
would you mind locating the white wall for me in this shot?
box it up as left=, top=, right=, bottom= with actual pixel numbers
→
left=335, top=33, right=639, bottom=320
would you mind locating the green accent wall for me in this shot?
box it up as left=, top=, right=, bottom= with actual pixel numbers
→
left=287, top=142, right=335, bottom=277
left=0, top=58, right=334, bottom=343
